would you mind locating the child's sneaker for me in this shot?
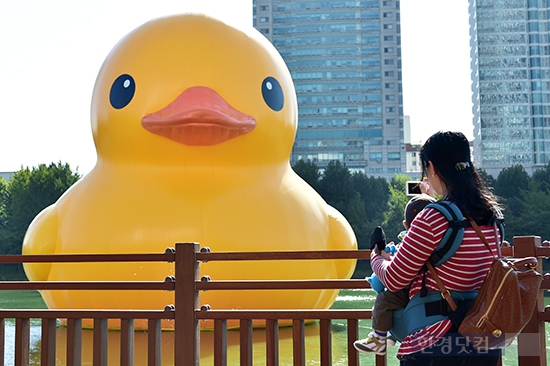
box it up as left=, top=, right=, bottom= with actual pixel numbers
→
left=353, top=332, right=387, bottom=355
left=386, top=333, right=398, bottom=348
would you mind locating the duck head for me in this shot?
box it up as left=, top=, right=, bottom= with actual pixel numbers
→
left=91, top=13, right=297, bottom=168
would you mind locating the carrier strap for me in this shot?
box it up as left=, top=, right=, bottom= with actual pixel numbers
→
left=426, top=201, right=470, bottom=267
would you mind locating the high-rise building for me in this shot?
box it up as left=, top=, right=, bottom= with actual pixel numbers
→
left=469, top=0, right=550, bottom=177
left=253, top=0, right=405, bottom=178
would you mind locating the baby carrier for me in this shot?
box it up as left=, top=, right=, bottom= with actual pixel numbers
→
left=390, top=201, right=504, bottom=342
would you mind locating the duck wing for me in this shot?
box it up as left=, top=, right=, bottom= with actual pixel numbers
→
left=327, top=206, right=358, bottom=278
left=22, top=204, right=58, bottom=281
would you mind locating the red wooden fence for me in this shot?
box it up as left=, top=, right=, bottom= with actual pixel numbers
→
left=0, top=236, right=547, bottom=365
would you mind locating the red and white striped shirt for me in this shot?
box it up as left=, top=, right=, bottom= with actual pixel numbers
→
left=370, top=206, right=498, bottom=358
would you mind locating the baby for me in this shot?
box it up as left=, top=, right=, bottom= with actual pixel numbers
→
left=354, top=193, right=437, bottom=355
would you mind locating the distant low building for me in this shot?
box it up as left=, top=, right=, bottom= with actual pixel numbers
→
left=405, top=143, right=422, bottom=178
left=403, top=115, right=421, bottom=178
left=0, top=172, right=14, bottom=182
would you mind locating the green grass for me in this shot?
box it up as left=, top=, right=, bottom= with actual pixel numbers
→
left=0, top=290, right=47, bottom=310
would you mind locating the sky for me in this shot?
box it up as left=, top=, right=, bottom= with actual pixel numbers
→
left=0, top=1, right=472, bottom=176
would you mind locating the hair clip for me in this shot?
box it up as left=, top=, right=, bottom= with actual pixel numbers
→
left=455, top=162, right=470, bottom=171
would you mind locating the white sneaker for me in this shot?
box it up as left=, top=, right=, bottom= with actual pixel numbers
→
left=387, top=334, right=398, bottom=348
left=353, top=332, right=387, bottom=355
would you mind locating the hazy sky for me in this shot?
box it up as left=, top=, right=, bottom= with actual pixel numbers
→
left=0, top=1, right=472, bottom=175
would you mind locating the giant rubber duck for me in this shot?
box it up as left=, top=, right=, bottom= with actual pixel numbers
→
left=22, top=13, right=357, bottom=329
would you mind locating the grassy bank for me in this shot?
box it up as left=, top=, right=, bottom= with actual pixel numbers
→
left=0, top=290, right=46, bottom=309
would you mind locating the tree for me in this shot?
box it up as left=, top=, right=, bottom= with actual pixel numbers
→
left=477, top=168, right=495, bottom=193
left=1, top=162, right=81, bottom=256
left=532, top=162, right=550, bottom=194
left=345, top=192, right=369, bottom=249
left=350, top=172, right=390, bottom=249
left=494, top=164, right=530, bottom=201
left=0, top=178, right=13, bottom=256
left=292, top=159, right=321, bottom=192
left=351, top=172, right=389, bottom=224
left=493, top=164, right=530, bottom=221
left=318, top=160, right=353, bottom=217
left=504, top=181, right=550, bottom=242
left=0, top=178, right=7, bottom=227
left=383, top=174, right=412, bottom=241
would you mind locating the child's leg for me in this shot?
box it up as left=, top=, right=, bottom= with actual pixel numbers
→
left=353, top=289, right=409, bottom=355
left=354, top=288, right=409, bottom=354
left=371, top=288, right=409, bottom=332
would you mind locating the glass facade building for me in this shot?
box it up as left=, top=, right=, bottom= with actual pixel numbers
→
left=470, top=0, right=550, bottom=176
left=253, top=0, right=405, bottom=178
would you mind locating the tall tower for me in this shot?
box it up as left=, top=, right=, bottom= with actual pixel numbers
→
left=470, top=0, right=550, bottom=177
left=253, top=0, right=405, bottom=178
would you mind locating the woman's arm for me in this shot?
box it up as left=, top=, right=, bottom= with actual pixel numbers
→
left=371, top=208, right=448, bottom=292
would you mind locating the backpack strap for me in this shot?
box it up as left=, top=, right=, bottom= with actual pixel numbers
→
left=426, top=261, right=458, bottom=311
left=425, top=201, right=470, bottom=267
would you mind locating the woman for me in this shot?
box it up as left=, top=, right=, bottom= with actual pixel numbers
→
left=370, top=131, right=502, bottom=365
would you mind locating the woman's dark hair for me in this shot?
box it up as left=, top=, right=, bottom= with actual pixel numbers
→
left=419, top=131, right=502, bottom=224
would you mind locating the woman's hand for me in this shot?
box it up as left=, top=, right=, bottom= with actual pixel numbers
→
left=371, top=243, right=394, bottom=260
left=370, top=247, right=380, bottom=259
left=380, top=249, right=392, bottom=260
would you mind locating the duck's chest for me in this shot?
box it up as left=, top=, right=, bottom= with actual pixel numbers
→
left=57, top=182, right=329, bottom=252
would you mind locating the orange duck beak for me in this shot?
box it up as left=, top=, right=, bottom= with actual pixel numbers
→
left=141, top=86, right=256, bottom=146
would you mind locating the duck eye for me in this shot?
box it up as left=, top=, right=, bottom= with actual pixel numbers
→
left=110, top=74, right=136, bottom=109
left=262, top=77, right=284, bottom=111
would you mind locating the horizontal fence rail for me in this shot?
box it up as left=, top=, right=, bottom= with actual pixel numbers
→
left=0, top=280, right=176, bottom=290
left=195, top=249, right=372, bottom=261
left=0, top=309, right=175, bottom=319
left=196, top=279, right=370, bottom=290
left=195, top=310, right=373, bottom=320
left=0, top=251, right=176, bottom=263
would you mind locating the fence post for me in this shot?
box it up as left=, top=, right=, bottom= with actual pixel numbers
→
left=15, top=318, right=30, bottom=366
left=175, top=242, right=201, bottom=366
left=514, top=236, right=547, bottom=366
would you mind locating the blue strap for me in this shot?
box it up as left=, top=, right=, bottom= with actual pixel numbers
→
left=425, top=201, right=469, bottom=267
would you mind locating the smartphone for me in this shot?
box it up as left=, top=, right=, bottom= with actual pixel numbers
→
left=406, top=181, right=422, bottom=196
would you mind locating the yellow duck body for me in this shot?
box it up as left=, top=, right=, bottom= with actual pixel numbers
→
left=22, top=14, right=357, bottom=329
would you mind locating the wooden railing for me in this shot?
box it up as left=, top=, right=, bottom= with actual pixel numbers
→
left=191, top=245, right=372, bottom=366
left=0, top=251, right=177, bottom=366
left=0, top=236, right=548, bottom=365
